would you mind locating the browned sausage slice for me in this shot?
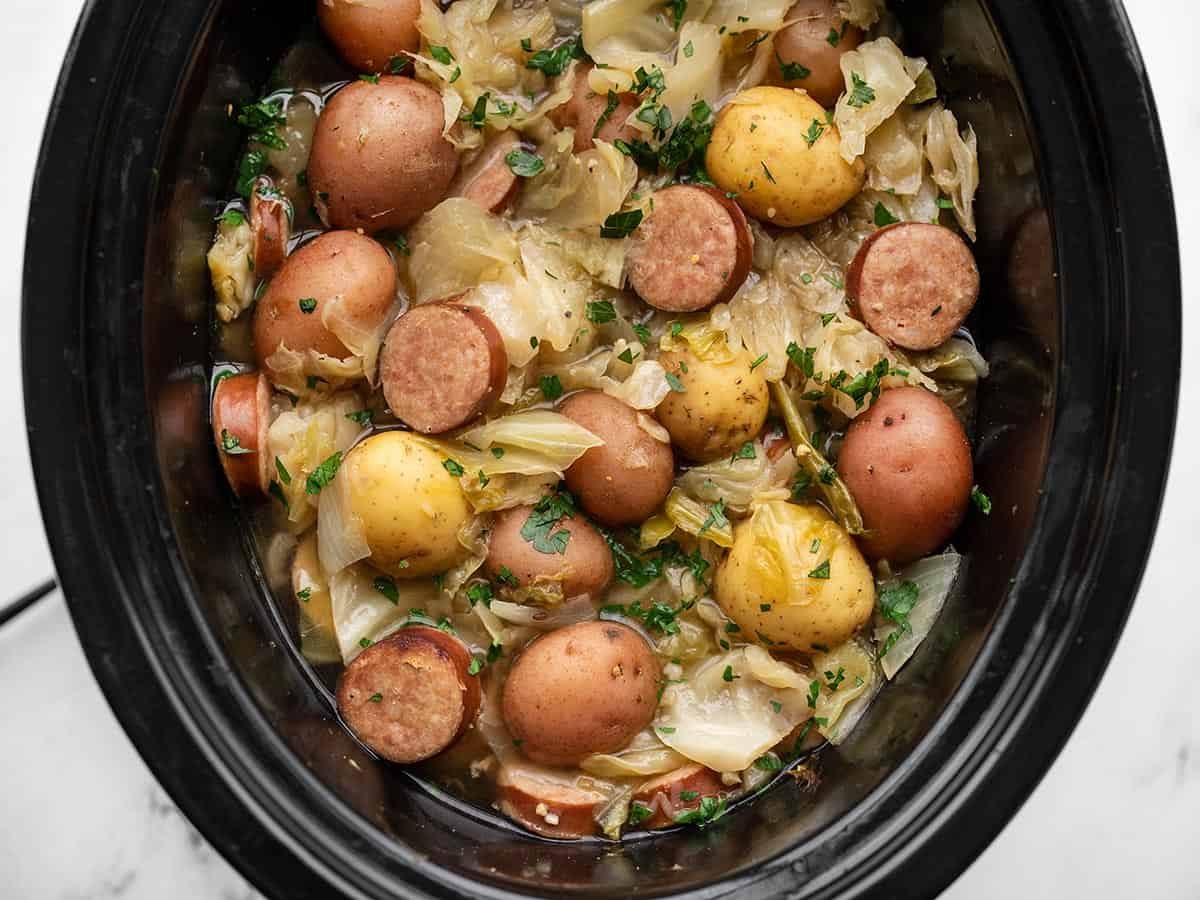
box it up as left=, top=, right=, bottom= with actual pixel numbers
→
left=553, top=65, right=641, bottom=153
left=211, top=372, right=272, bottom=497
left=625, top=185, right=754, bottom=313
left=336, top=625, right=481, bottom=764
left=448, top=131, right=521, bottom=215
left=496, top=764, right=608, bottom=838
left=846, top=223, right=980, bottom=351
left=379, top=302, right=508, bottom=434
left=249, top=176, right=292, bottom=278
left=630, top=764, right=727, bottom=829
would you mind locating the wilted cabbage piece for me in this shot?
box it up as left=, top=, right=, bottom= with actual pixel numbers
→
left=208, top=215, right=255, bottom=323
left=329, top=564, right=441, bottom=664
left=654, top=646, right=815, bottom=772
left=924, top=106, right=979, bottom=240
left=837, top=0, right=886, bottom=27
left=409, top=198, right=521, bottom=303
left=292, top=533, right=341, bottom=666
left=815, top=638, right=882, bottom=744
left=913, top=337, right=989, bottom=384
left=434, top=410, right=603, bottom=478
left=835, top=38, right=928, bottom=162
left=263, top=344, right=365, bottom=399
left=517, top=132, right=638, bottom=229
left=676, top=441, right=797, bottom=513
left=873, top=551, right=963, bottom=679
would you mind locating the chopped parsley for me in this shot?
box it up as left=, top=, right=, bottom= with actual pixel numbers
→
left=298, top=297, right=317, bottom=314
left=235, top=149, right=268, bottom=198
left=491, top=447, right=505, bottom=459
left=824, top=667, right=846, bottom=692
left=786, top=342, right=817, bottom=379
left=731, top=442, right=757, bottom=462
left=761, top=161, right=777, bottom=184
left=373, top=576, right=400, bottom=604
left=874, top=202, right=900, bottom=227
left=807, top=679, right=820, bottom=709
left=847, top=72, right=876, bottom=108
left=520, top=491, right=575, bottom=554
left=749, top=353, right=768, bottom=370
left=777, top=55, right=811, bottom=81
left=683, top=40, right=695, bottom=58
left=295, top=587, right=311, bottom=603
left=496, top=566, right=519, bottom=587
left=429, top=45, right=454, bottom=65
left=808, top=560, right=831, bottom=580
left=345, top=409, right=373, bottom=426
left=387, top=55, right=409, bottom=74
left=587, top=300, right=617, bottom=324
left=601, top=532, right=710, bottom=588
left=665, top=371, right=687, bottom=393
left=219, top=429, right=252, bottom=456
left=525, top=35, right=585, bottom=76
left=368, top=693, right=383, bottom=703
left=274, top=457, right=291, bottom=485
left=359, top=637, right=373, bottom=649
left=393, top=234, right=411, bottom=256
left=667, top=0, right=688, bottom=29
left=722, top=665, right=739, bottom=683
left=442, top=458, right=465, bottom=477
left=628, top=802, right=654, bottom=826
left=505, top=149, right=545, bottom=177
left=461, top=93, right=489, bottom=129
left=632, top=322, right=653, bottom=344
left=601, top=597, right=696, bottom=636
left=540, top=374, right=563, bottom=401
left=754, top=754, right=783, bottom=771
left=593, top=91, right=621, bottom=138
left=268, top=482, right=289, bottom=509
left=618, top=347, right=638, bottom=364
left=218, top=209, right=245, bottom=227
left=698, top=498, right=728, bottom=535
left=359, top=73, right=380, bottom=84
left=600, top=209, right=644, bottom=239
left=803, top=119, right=825, bottom=148
left=971, top=485, right=993, bottom=515
left=674, top=796, right=726, bottom=827
left=237, top=98, right=287, bottom=151
left=467, top=581, right=494, bottom=607
left=878, top=580, right=919, bottom=659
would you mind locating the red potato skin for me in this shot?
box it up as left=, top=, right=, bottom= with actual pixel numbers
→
left=308, top=77, right=458, bottom=233
left=483, top=505, right=614, bottom=600
left=379, top=303, right=508, bottom=434
left=211, top=372, right=272, bottom=497
left=496, top=766, right=607, bottom=839
left=625, top=185, right=754, bottom=313
left=249, top=176, right=291, bottom=278
left=767, top=0, right=863, bottom=108
left=836, top=387, right=973, bottom=564
left=631, top=764, right=727, bottom=829
left=336, top=626, right=481, bottom=764
left=317, top=0, right=422, bottom=73
left=502, top=621, right=660, bottom=767
left=846, top=223, right=980, bottom=351
left=553, top=66, right=642, bottom=153
left=448, top=131, right=522, bottom=214
left=560, top=391, right=675, bottom=527
left=252, top=230, right=396, bottom=370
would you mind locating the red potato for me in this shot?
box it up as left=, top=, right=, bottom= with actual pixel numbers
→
left=336, top=626, right=481, bottom=764
left=211, top=372, right=272, bottom=497
left=502, top=621, right=660, bottom=767
left=846, top=223, right=981, bottom=351
left=560, top=391, right=675, bottom=527
left=317, top=0, right=421, bottom=73
left=836, top=387, right=973, bottom=564
left=553, top=65, right=642, bottom=153
left=307, top=77, right=457, bottom=233
left=249, top=176, right=291, bottom=278
left=496, top=764, right=608, bottom=839
left=448, top=131, right=522, bottom=215
left=768, top=0, right=864, bottom=108
left=483, top=504, right=614, bottom=599
left=379, top=303, right=508, bottom=434
left=625, top=185, right=754, bottom=313
left=630, top=764, right=727, bottom=829
left=252, top=230, right=396, bottom=371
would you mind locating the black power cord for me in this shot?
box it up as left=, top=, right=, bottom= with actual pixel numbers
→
left=0, top=578, right=58, bottom=627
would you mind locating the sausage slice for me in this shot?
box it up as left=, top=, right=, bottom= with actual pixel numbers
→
left=448, top=131, right=521, bottom=215
left=630, top=764, right=727, bottom=829
left=846, top=223, right=980, bottom=351
left=553, top=65, right=641, bottom=153
left=211, top=372, right=272, bottom=497
left=336, top=626, right=481, bottom=764
left=496, top=764, right=607, bottom=839
left=379, top=302, right=508, bottom=434
left=249, top=176, right=292, bottom=278
left=625, top=185, right=754, bottom=312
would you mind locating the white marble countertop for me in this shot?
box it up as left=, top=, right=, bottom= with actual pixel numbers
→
left=1, top=1, right=1196, bottom=897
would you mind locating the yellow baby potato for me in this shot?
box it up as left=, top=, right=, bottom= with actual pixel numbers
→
left=706, top=86, right=865, bottom=227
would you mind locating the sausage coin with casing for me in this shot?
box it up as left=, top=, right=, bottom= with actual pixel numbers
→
left=248, top=176, right=292, bottom=278
left=560, top=391, right=675, bottom=527
left=483, top=502, right=614, bottom=600
left=625, top=185, right=754, bottom=313
left=317, top=0, right=421, bottom=73
left=502, top=621, right=660, bottom=767
left=836, top=386, right=973, bottom=564
left=496, top=764, right=607, bottom=838
left=336, top=626, right=481, bottom=764
left=308, top=77, right=457, bottom=233
left=447, top=131, right=522, bottom=215
left=211, top=372, right=272, bottom=497
left=768, top=0, right=864, bottom=108
left=253, top=230, right=396, bottom=377
left=631, top=764, right=727, bottom=829
left=846, top=223, right=980, bottom=351
left=553, top=65, right=641, bottom=153
left=379, top=303, right=508, bottom=434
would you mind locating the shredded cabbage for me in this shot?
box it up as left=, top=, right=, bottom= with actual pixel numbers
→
left=676, top=440, right=797, bottom=513
left=924, top=106, right=979, bottom=240
left=581, top=729, right=687, bottom=778
left=208, top=217, right=255, bottom=323
left=329, top=565, right=440, bottom=664
left=835, top=38, right=928, bottom=162
left=517, top=133, right=637, bottom=229
left=837, top=0, right=886, bottom=28
left=408, top=198, right=520, bottom=303
left=268, top=392, right=363, bottom=530
left=434, top=410, right=603, bottom=477
left=816, top=639, right=883, bottom=745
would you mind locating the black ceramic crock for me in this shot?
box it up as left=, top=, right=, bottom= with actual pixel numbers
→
left=22, top=1, right=1179, bottom=898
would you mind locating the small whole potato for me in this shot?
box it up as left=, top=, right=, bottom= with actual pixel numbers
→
left=502, top=621, right=660, bottom=766
left=560, top=391, right=675, bottom=527
left=253, top=230, right=396, bottom=373
left=308, top=77, right=458, bottom=233
left=656, top=348, right=769, bottom=462
left=836, top=387, right=973, bottom=564
left=715, top=500, right=875, bottom=652
left=768, top=0, right=864, bottom=108
left=336, top=431, right=472, bottom=577
left=706, top=86, right=865, bottom=227
left=484, top=501, right=614, bottom=599
left=318, top=0, right=421, bottom=74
